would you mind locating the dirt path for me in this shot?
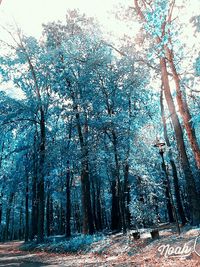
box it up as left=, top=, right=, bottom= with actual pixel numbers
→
left=1, top=229, right=200, bottom=267
left=0, top=242, right=103, bottom=267
left=0, top=240, right=137, bottom=267
left=0, top=242, right=50, bottom=267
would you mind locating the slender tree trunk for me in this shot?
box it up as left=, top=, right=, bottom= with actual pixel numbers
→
left=58, top=204, right=65, bottom=234
left=101, top=188, right=109, bottom=229
left=112, top=130, right=125, bottom=232
left=122, top=95, right=132, bottom=232
left=46, top=189, right=50, bottom=237
left=166, top=46, right=200, bottom=169
left=0, top=144, right=5, bottom=241
left=65, top=160, right=71, bottom=237
left=10, top=203, right=15, bottom=241
left=170, top=159, right=187, bottom=225
left=49, top=196, right=54, bottom=235
left=91, top=176, right=99, bottom=231
left=96, top=180, right=102, bottom=231
left=25, top=175, right=29, bottom=242
left=160, top=152, right=181, bottom=234
left=31, top=174, right=38, bottom=240
left=164, top=179, right=174, bottom=223
left=19, top=204, right=23, bottom=240
left=0, top=192, right=3, bottom=227
left=74, top=202, right=81, bottom=233
left=111, top=178, right=120, bottom=231
left=37, top=109, right=46, bottom=242
left=160, top=88, right=187, bottom=225
left=136, top=176, right=145, bottom=227
left=74, top=103, right=94, bottom=235
left=81, top=163, right=94, bottom=234
left=30, top=133, right=38, bottom=240
left=160, top=57, right=200, bottom=225
left=5, top=192, right=14, bottom=241
left=123, top=162, right=131, bottom=231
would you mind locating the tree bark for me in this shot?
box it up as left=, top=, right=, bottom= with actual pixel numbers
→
left=37, top=109, right=46, bottom=242
left=19, top=204, right=23, bottom=240
left=96, top=180, right=102, bottom=231
left=25, top=174, right=29, bottom=242
left=46, top=186, right=51, bottom=237
left=160, top=57, right=200, bottom=225
left=164, top=178, right=174, bottom=223
left=5, top=192, right=14, bottom=241
left=111, top=178, right=121, bottom=231
left=122, top=162, right=131, bottom=232
left=160, top=88, right=187, bottom=225
left=31, top=174, right=38, bottom=240
left=165, top=46, right=200, bottom=169
left=91, top=176, right=99, bottom=231
left=74, top=104, right=94, bottom=235
left=0, top=192, right=3, bottom=227
left=112, top=130, right=124, bottom=232
left=65, top=160, right=71, bottom=237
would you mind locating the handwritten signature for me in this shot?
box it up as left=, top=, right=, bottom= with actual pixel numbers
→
left=158, top=236, right=200, bottom=258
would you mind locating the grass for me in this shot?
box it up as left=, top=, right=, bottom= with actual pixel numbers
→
left=20, top=234, right=104, bottom=254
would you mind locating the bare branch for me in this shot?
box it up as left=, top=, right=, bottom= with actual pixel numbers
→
left=102, top=41, right=126, bottom=56
left=0, top=118, right=39, bottom=126
left=168, top=0, right=176, bottom=23
left=134, top=0, right=146, bottom=21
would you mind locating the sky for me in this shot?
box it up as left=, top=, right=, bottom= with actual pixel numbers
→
left=0, top=0, right=132, bottom=39
left=0, top=0, right=199, bottom=41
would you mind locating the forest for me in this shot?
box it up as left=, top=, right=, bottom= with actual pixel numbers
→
left=0, top=0, right=200, bottom=266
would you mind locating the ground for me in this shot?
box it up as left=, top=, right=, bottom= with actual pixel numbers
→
left=1, top=226, right=200, bottom=266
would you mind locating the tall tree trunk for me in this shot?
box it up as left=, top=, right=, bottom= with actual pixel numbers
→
left=96, top=180, right=102, bottom=231
left=37, top=109, right=46, bottom=242
left=30, top=133, right=38, bottom=240
left=160, top=57, right=200, bottom=225
left=112, top=130, right=124, bottom=232
left=0, top=192, right=3, bottom=228
left=165, top=46, right=200, bottom=169
left=5, top=192, right=14, bottom=241
left=170, top=159, right=187, bottom=225
left=160, top=88, right=187, bottom=225
left=65, top=160, right=71, bottom=237
left=74, top=102, right=94, bottom=235
left=25, top=175, right=29, bottom=242
left=122, top=95, right=132, bottom=231
left=164, top=179, right=174, bottom=223
left=81, top=163, right=94, bottom=234
left=101, top=188, right=109, bottom=229
left=91, top=176, right=98, bottom=231
left=123, top=162, right=131, bottom=231
left=0, top=143, right=5, bottom=241
left=46, top=187, right=50, bottom=237
left=10, top=202, right=15, bottom=241
left=74, top=202, right=81, bottom=233
left=59, top=204, right=65, bottom=234
left=45, top=180, right=54, bottom=236
left=111, top=178, right=120, bottom=231
left=31, top=174, right=38, bottom=240
left=19, top=204, right=23, bottom=240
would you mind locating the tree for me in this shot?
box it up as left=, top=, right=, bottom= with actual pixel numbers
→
left=134, top=0, right=200, bottom=225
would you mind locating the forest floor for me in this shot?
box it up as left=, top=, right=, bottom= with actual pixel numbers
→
left=1, top=225, right=200, bottom=266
